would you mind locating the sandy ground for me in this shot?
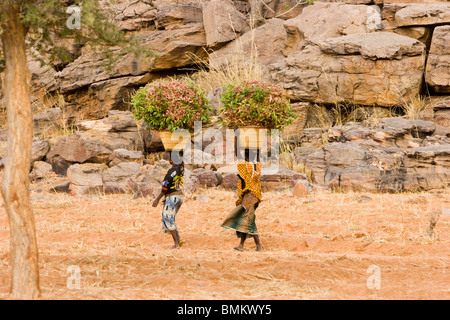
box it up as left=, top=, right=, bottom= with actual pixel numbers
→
left=0, top=183, right=449, bottom=300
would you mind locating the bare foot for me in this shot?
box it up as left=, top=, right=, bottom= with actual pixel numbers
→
left=170, top=244, right=180, bottom=249
left=255, top=246, right=262, bottom=252
left=234, top=246, right=244, bottom=252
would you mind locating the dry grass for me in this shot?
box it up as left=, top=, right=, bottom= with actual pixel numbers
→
left=188, top=49, right=263, bottom=95
left=185, top=18, right=263, bottom=95
left=304, top=103, right=401, bottom=131
left=1, top=185, right=449, bottom=300
left=0, top=88, right=77, bottom=140
left=279, top=141, right=313, bottom=181
left=402, top=95, right=428, bottom=120
left=30, top=90, right=77, bottom=141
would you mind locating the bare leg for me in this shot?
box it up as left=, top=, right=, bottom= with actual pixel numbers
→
left=253, top=235, right=262, bottom=251
left=170, top=229, right=180, bottom=249
left=234, top=232, right=247, bottom=251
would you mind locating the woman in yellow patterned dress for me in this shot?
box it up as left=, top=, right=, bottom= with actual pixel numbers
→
left=221, top=151, right=262, bottom=251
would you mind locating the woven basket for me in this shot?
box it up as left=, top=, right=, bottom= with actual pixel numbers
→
left=159, top=130, right=191, bottom=151
left=237, top=126, right=263, bottom=149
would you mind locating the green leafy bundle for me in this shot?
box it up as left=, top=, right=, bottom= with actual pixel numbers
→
left=218, top=81, right=296, bottom=129
left=131, top=80, right=212, bottom=131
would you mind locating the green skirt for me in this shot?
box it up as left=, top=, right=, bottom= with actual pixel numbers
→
left=221, top=194, right=259, bottom=238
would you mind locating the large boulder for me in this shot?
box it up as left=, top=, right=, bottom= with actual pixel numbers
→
left=102, top=162, right=141, bottom=194
left=395, top=3, right=450, bottom=27
left=56, top=49, right=151, bottom=94
left=378, top=4, right=432, bottom=47
left=86, top=73, right=154, bottom=116
left=193, top=168, right=220, bottom=187
left=220, top=172, right=239, bottom=190
left=46, top=133, right=111, bottom=164
left=316, top=32, right=425, bottom=60
left=139, top=23, right=207, bottom=71
left=425, top=26, right=450, bottom=94
left=260, top=165, right=308, bottom=191
left=270, top=32, right=426, bottom=106
left=67, top=163, right=107, bottom=195
left=4, top=137, right=51, bottom=170
left=30, top=161, right=53, bottom=181
left=109, top=149, right=144, bottom=167
left=28, top=51, right=59, bottom=94
left=183, top=167, right=200, bottom=195
left=31, top=138, right=50, bottom=166
left=403, top=145, right=450, bottom=190
left=33, top=107, right=63, bottom=137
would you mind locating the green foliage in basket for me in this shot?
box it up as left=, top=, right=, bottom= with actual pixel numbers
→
left=218, top=80, right=296, bottom=129
left=131, top=80, right=212, bottom=131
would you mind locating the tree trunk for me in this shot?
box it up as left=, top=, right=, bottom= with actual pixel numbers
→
left=0, top=4, right=41, bottom=299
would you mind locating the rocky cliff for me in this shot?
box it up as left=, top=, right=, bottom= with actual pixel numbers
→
left=0, top=0, right=449, bottom=194
left=5, top=0, right=447, bottom=121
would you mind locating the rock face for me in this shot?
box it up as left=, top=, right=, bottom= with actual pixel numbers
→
left=271, top=32, right=426, bottom=106
left=217, top=163, right=307, bottom=191
left=281, top=102, right=309, bottom=141
left=294, top=118, right=450, bottom=192
left=100, top=0, right=157, bottom=31
left=53, top=1, right=207, bottom=118
left=203, top=0, right=248, bottom=48
left=394, top=4, right=450, bottom=27
left=432, top=97, right=450, bottom=128
left=283, top=2, right=382, bottom=46
left=425, top=26, right=450, bottom=94
left=47, top=111, right=144, bottom=171
left=209, top=18, right=288, bottom=70
left=12, top=0, right=448, bottom=123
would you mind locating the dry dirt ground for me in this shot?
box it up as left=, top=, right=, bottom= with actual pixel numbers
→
left=0, top=183, right=449, bottom=300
